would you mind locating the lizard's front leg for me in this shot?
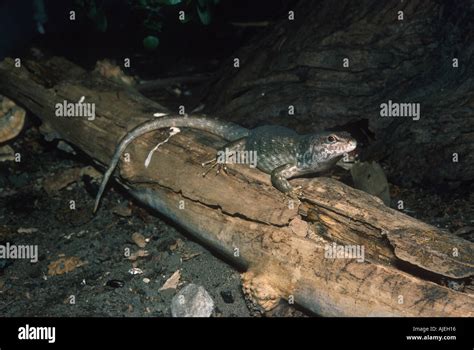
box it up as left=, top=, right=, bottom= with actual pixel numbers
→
left=202, top=138, right=246, bottom=176
left=270, top=163, right=303, bottom=198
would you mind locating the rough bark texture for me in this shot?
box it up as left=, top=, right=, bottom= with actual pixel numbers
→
left=0, top=56, right=472, bottom=316
left=207, top=0, right=474, bottom=189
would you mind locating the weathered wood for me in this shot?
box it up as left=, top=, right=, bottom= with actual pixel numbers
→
left=0, top=56, right=472, bottom=316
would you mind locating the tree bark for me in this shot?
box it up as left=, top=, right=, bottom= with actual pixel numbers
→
left=0, top=56, right=472, bottom=316
left=207, top=0, right=474, bottom=190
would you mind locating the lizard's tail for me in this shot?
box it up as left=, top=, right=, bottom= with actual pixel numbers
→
left=93, top=115, right=249, bottom=213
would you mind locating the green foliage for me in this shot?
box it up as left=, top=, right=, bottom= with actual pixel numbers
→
left=196, top=0, right=220, bottom=25
left=74, top=0, right=108, bottom=32
left=74, top=0, right=222, bottom=48
left=196, top=2, right=211, bottom=25
left=143, top=35, right=160, bottom=50
left=135, top=0, right=222, bottom=47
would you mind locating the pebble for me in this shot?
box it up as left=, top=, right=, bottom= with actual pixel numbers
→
left=171, top=284, right=214, bottom=317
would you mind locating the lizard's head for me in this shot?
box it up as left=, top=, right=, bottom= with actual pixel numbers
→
left=320, top=131, right=357, bottom=154
left=297, top=131, right=357, bottom=170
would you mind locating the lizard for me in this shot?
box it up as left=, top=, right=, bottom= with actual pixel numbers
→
left=93, top=115, right=357, bottom=213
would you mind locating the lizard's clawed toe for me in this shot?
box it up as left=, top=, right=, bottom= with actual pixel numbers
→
left=216, top=164, right=228, bottom=175
left=286, top=186, right=303, bottom=200
left=202, top=158, right=227, bottom=177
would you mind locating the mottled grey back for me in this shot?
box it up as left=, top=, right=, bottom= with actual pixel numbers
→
left=246, top=126, right=301, bottom=173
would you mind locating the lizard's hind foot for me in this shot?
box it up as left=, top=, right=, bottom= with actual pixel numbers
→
left=201, top=158, right=227, bottom=177
left=285, top=186, right=303, bottom=201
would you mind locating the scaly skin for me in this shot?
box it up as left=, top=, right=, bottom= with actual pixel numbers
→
left=93, top=115, right=357, bottom=212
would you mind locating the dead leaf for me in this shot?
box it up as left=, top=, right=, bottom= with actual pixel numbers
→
left=42, top=166, right=101, bottom=195
left=132, top=232, right=147, bottom=248
left=128, top=249, right=150, bottom=261
left=159, top=270, right=181, bottom=291
left=170, top=238, right=184, bottom=251
left=48, top=257, right=86, bottom=276
left=113, top=204, right=132, bottom=217
left=0, top=144, right=15, bottom=162
left=17, top=227, right=38, bottom=234
left=42, top=168, right=82, bottom=195
left=80, top=166, right=102, bottom=179
left=182, top=252, right=202, bottom=261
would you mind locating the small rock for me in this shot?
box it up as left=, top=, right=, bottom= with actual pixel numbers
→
left=350, top=161, right=391, bottom=205
left=171, top=284, right=214, bottom=317
left=128, top=267, right=144, bottom=275
left=220, top=290, right=234, bottom=304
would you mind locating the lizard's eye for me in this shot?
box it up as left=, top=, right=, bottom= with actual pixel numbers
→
left=327, top=135, right=337, bottom=143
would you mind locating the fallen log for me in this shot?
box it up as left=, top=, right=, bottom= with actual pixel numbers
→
left=0, top=56, right=472, bottom=316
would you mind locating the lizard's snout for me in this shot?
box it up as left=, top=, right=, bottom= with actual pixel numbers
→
left=348, top=139, right=357, bottom=150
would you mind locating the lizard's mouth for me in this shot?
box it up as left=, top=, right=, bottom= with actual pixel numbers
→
left=346, top=140, right=357, bottom=152
left=340, top=140, right=358, bottom=162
